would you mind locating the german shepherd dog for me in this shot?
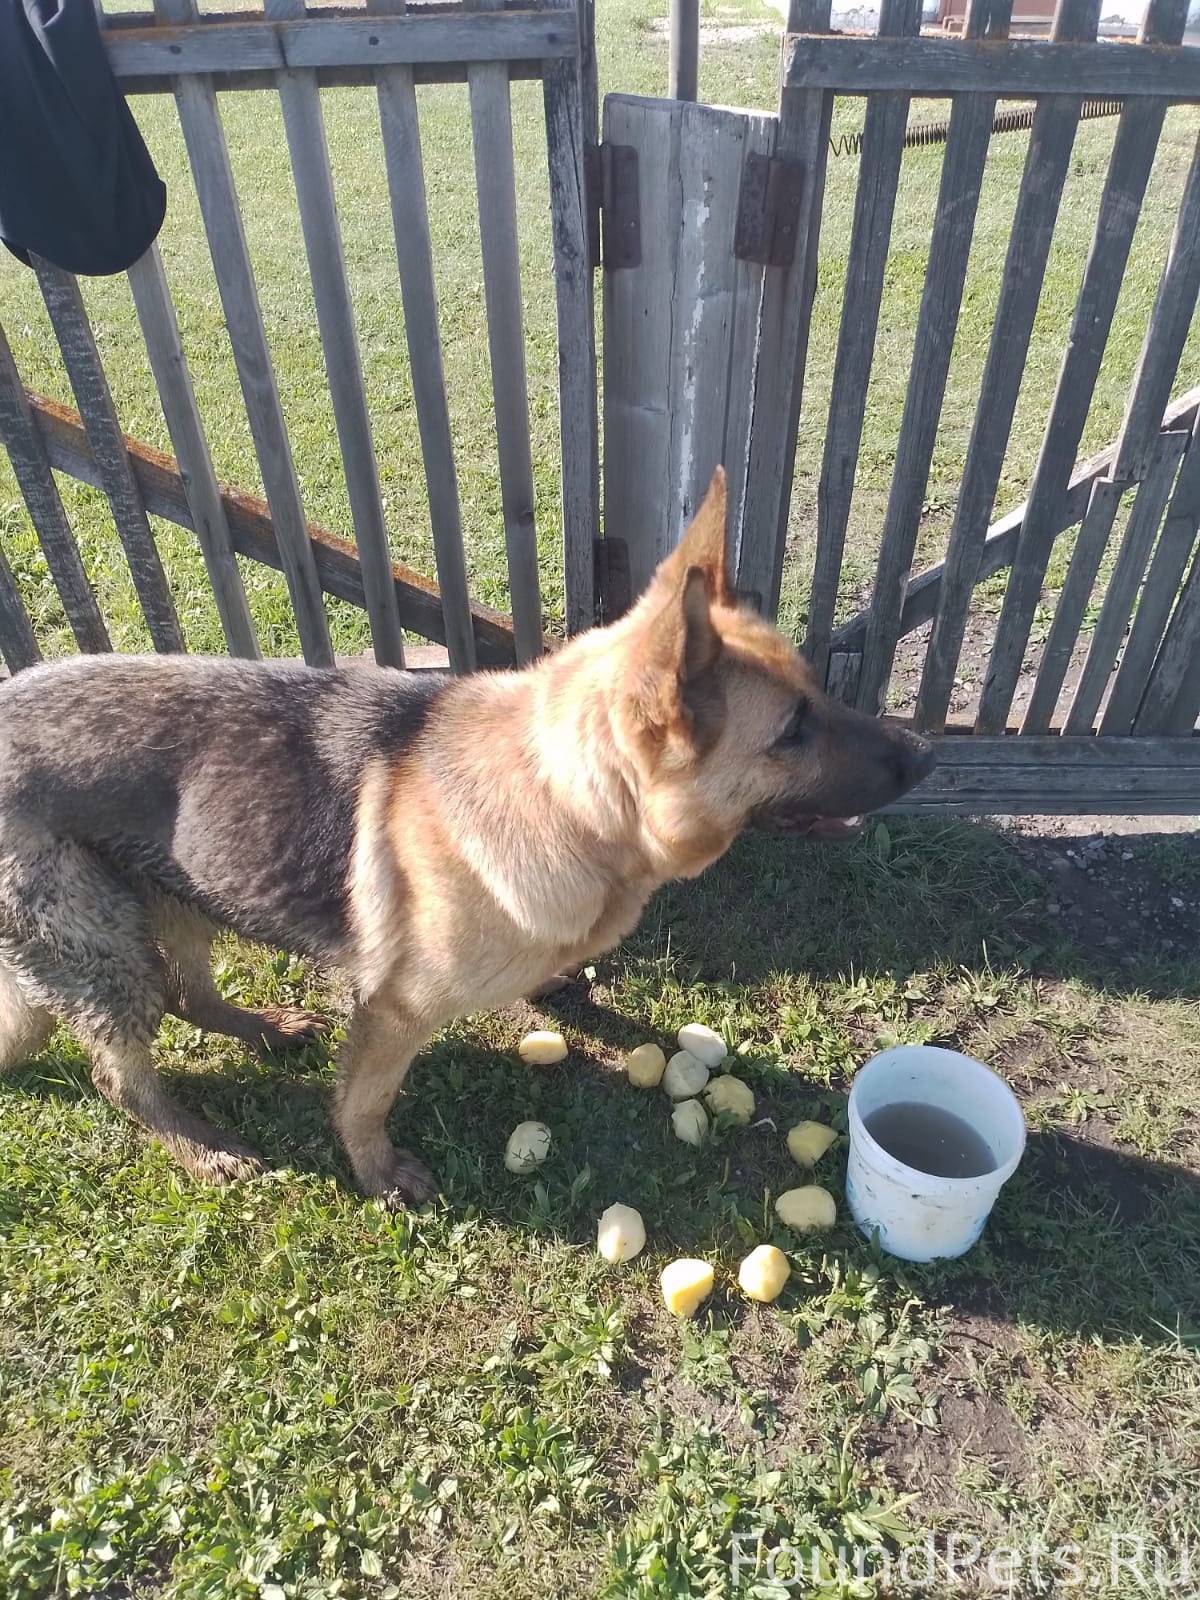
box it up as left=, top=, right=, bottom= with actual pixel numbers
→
left=0, top=471, right=934, bottom=1204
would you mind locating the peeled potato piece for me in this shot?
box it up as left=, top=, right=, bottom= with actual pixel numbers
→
left=737, top=1244, right=791, bottom=1303
left=504, top=1120, right=552, bottom=1173
left=661, top=1257, right=715, bottom=1317
left=671, top=1099, right=709, bottom=1147
left=625, top=1042, right=667, bottom=1088
left=597, top=1203, right=646, bottom=1263
left=663, top=1050, right=709, bottom=1100
left=775, top=1185, right=837, bottom=1232
left=676, top=1023, right=728, bottom=1068
left=519, top=1029, right=568, bottom=1066
left=704, top=1075, right=755, bottom=1126
left=786, top=1120, right=838, bottom=1167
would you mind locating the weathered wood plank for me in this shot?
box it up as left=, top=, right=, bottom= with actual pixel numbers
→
left=974, top=0, right=1187, bottom=734
left=28, top=388, right=520, bottom=665
left=806, top=0, right=922, bottom=689
left=33, top=256, right=185, bottom=653
left=831, top=384, right=1200, bottom=653
left=1020, top=474, right=1123, bottom=732
left=917, top=734, right=1200, bottom=767
left=1136, top=537, right=1200, bottom=734
left=126, top=246, right=259, bottom=659
left=0, top=321, right=111, bottom=654
left=469, top=55, right=543, bottom=663
left=155, top=0, right=332, bottom=665
left=1111, top=128, right=1200, bottom=484
left=1063, top=429, right=1188, bottom=732
left=1100, top=412, right=1200, bottom=735
left=783, top=31, right=1200, bottom=98
left=370, top=0, right=476, bottom=674
left=106, top=11, right=576, bottom=79
left=603, top=95, right=681, bottom=598
left=889, top=735, right=1200, bottom=816
left=914, top=0, right=1100, bottom=733
left=738, top=0, right=834, bottom=615
left=266, top=0, right=405, bottom=668
left=116, top=62, right=547, bottom=94
left=543, top=0, right=599, bottom=637
left=855, top=0, right=1014, bottom=716
left=0, top=539, right=42, bottom=673
left=603, top=97, right=775, bottom=598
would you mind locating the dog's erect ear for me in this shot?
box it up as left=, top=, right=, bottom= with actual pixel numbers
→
left=654, top=467, right=730, bottom=601
left=631, top=565, right=723, bottom=737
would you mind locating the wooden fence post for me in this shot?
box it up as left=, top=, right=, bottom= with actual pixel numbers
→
left=736, top=0, right=834, bottom=617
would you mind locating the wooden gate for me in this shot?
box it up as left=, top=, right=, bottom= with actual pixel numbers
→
left=0, top=0, right=599, bottom=675
left=602, top=0, right=1200, bottom=811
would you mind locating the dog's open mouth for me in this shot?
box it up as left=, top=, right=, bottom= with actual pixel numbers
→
left=753, top=808, right=866, bottom=840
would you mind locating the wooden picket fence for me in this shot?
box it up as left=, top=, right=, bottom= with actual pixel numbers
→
left=1, top=0, right=1199, bottom=814
left=602, top=0, right=1200, bottom=809
left=0, top=0, right=599, bottom=674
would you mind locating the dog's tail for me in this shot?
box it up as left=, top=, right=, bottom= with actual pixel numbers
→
left=0, top=961, right=54, bottom=1073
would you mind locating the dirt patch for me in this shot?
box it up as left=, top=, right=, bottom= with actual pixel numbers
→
left=866, top=1387, right=1031, bottom=1527
left=1003, top=824, right=1200, bottom=970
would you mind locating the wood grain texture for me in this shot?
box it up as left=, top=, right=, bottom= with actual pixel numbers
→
left=0, top=538, right=42, bottom=673
left=370, top=0, right=476, bottom=674
left=155, top=0, right=332, bottom=665
left=831, top=385, right=1200, bottom=653
left=28, top=389, right=520, bottom=665
left=915, top=0, right=1100, bottom=733
left=542, top=0, right=599, bottom=637
left=127, top=246, right=259, bottom=658
left=1019, top=474, right=1123, bottom=732
left=1111, top=128, right=1200, bottom=484
left=738, top=0, right=833, bottom=615
left=891, top=736, right=1200, bottom=815
left=106, top=11, right=575, bottom=79
left=470, top=55, right=543, bottom=663
left=603, top=96, right=775, bottom=599
left=1136, top=535, right=1200, bottom=734
left=854, top=0, right=1013, bottom=716
left=266, top=0, right=404, bottom=668
left=969, top=0, right=1187, bottom=733
left=1103, top=414, right=1200, bottom=734
left=1064, top=428, right=1188, bottom=733
left=805, top=0, right=922, bottom=689
left=32, top=256, right=185, bottom=653
left=783, top=31, right=1200, bottom=97
left=0, top=319, right=110, bottom=654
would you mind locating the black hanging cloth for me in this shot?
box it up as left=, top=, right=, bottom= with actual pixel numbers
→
left=0, top=0, right=167, bottom=275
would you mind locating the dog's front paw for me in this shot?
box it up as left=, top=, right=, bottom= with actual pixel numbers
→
left=178, top=1137, right=269, bottom=1186
left=255, top=1005, right=331, bottom=1055
left=363, top=1146, right=439, bottom=1210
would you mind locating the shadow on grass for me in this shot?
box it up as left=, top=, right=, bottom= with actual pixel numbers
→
left=5, top=816, right=1198, bottom=1348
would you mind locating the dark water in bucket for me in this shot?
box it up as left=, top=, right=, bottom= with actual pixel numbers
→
left=864, top=1101, right=996, bottom=1179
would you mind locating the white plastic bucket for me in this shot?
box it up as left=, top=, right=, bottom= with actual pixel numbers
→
left=846, top=1045, right=1025, bottom=1262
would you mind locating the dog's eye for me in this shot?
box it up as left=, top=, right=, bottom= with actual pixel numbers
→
left=775, top=700, right=808, bottom=746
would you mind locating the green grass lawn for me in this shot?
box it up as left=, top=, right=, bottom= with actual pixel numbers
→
left=1, top=820, right=1199, bottom=1597
left=1, top=0, right=1197, bottom=662
left=2, top=4, right=1200, bottom=1596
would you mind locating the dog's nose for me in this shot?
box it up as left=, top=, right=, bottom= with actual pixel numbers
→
left=887, top=726, right=936, bottom=790
left=899, top=728, right=936, bottom=783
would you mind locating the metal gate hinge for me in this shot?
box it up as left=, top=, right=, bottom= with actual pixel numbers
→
left=585, top=142, right=640, bottom=271
left=594, top=535, right=632, bottom=622
left=734, top=151, right=804, bottom=268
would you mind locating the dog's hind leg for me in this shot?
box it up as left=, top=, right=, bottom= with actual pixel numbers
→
left=0, top=832, right=266, bottom=1183
left=0, top=962, right=54, bottom=1071
left=155, top=899, right=328, bottom=1056
left=332, top=1000, right=437, bottom=1207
